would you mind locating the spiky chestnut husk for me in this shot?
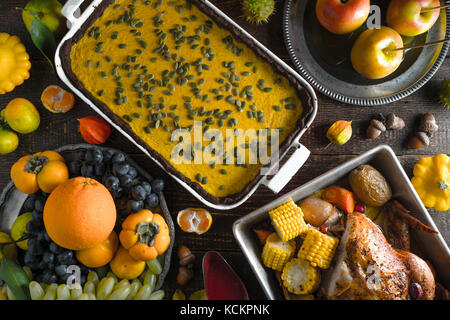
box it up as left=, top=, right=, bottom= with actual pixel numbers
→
left=242, top=0, right=275, bottom=24
left=439, top=77, right=450, bottom=108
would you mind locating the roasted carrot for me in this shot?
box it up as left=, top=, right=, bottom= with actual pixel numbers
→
left=253, top=229, right=272, bottom=245
left=322, top=186, right=355, bottom=214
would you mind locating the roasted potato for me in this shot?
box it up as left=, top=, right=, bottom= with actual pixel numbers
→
left=349, top=165, right=392, bottom=207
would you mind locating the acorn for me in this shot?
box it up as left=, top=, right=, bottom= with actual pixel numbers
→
left=418, top=113, right=438, bottom=135
left=408, top=132, right=430, bottom=149
left=242, top=0, right=275, bottom=23
left=385, top=113, right=405, bottom=130
left=178, top=245, right=195, bottom=266
left=177, top=266, right=194, bottom=286
left=366, top=119, right=385, bottom=139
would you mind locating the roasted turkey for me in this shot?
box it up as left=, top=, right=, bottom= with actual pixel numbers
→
left=321, top=211, right=436, bottom=300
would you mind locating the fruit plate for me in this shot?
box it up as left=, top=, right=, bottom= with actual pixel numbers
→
left=283, top=0, right=449, bottom=106
left=0, top=143, right=175, bottom=291
left=233, top=145, right=450, bottom=299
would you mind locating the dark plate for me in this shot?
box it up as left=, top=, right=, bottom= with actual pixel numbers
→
left=0, top=143, right=174, bottom=291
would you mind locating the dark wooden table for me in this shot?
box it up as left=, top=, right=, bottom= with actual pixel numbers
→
left=0, top=0, right=448, bottom=300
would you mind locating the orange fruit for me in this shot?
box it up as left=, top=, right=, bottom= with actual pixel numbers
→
left=43, top=177, right=116, bottom=250
left=41, top=85, right=75, bottom=113
left=177, top=208, right=212, bottom=235
left=110, top=246, right=146, bottom=280
left=76, top=231, right=119, bottom=268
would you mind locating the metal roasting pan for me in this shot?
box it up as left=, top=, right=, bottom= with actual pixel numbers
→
left=233, top=145, right=450, bottom=299
left=0, top=144, right=175, bottom=291
left=54, top=0, right=318, bottom=210
left=283, top=0, right=450, bottom=106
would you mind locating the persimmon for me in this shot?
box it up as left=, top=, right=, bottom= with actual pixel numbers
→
left=43, top=177, right=116, bottom=250
left=76, top=231, right=119, bottom=268
left=119, top=209, right=171, bottom=261
left=110, top=246, right=146, bottom=280
left=41, top=85, right=75, bottom=113
left=10, top=150, right=69, bottom=194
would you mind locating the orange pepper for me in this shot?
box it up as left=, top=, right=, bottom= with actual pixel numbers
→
left=119, top=209, right=170, bottom=261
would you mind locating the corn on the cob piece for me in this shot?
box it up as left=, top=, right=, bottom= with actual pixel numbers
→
left=261, top=232, right=296, bottom=271
left=268, top=198, right=309, bottom=241
left=281, top=258, right=320, bottom=295
left=297, top=228, right=339, bottom=269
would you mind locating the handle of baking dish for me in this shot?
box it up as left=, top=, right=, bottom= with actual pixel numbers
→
left=61, top=0, right=84, bottom=28
left=262, top=144, right=310, bottom=194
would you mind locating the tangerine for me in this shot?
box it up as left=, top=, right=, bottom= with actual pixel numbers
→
left=177, top=208, right=212, bottom=235
left=41, top=85, right=75, bottom=113
left=43, top=177, right=116, bottom=250
left=76, top=231, right=119, bottom=268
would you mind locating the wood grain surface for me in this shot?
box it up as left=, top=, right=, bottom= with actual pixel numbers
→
left=0, top=0, right=448, bottom=300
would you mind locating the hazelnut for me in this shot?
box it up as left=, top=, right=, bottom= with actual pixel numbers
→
left=178, top=245, right=195, bottom=266
left=408, top=132, right=430, bottom=149
left=386, top=113, right=405, bottom=130
left=177, top=266, right=194, bottom=286
left=418, top=113, right=438, bottom=135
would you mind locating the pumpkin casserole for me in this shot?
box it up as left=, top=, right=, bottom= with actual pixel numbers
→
left=62, top=0, right=314, bottom=204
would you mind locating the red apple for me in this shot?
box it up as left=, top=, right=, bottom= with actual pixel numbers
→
left=387, top=0, right=441, bottom=37
left=316, top=0, right=371, bottom=35
left=351, top=26, right=404, bottom=79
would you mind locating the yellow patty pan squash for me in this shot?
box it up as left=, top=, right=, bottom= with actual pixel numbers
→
left=0, top=33, right=31, bottom=94
left=411, top=154, right=450, bottom=211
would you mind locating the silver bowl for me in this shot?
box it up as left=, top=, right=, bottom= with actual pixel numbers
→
left=0, top=144, right=174, bottom=290
left=283, top=0, right=449, bottom=106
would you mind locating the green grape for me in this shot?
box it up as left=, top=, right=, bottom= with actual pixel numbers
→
left=43, top=289, right=56, bottom=300
left=77, top=293, right=90, bottom=300
left=6, top=285, right=17, bottom=300
left=96, top=277, right=115, bottom=300
left=143, top=272, right=156, bottom=292
left=115, top=279, right=130, bottom=289
left=107, top=286, right=131, bottom=300
left=29, top=281, right=44, bottom=300
left=22, top=266, right=32, bottom=281
left=105, top=271, right=118, bottom=284
left=127, top=279, right=142, bottom=300
left=149, top=290, right=165, bottom=300
left=70, top=286, right=83, bottom=300
left=46, top=283, right=58, bottom=292
left=133, top=284, right=152, bottom=300
left=87, top=293, right=96, bottom=300
left=87, top=271, right=99, bottom=285
left=56, top=284, right=70, bottom=300
left=84, top=281, right=96, bottom=295
left=146, top=259, right=162, bottom=275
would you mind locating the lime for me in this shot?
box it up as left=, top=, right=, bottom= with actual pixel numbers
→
left=3, top=98, right=40, bottom=134
left=0, top=128, right=19, bottom=154
left=0, top=232, right=18, bottom=262
left=11, top=212, right=33, bottom=250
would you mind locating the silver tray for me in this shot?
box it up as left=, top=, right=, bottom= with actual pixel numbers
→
left=55, top=0, right=318, bottom=210
left=0, top=143, right=175, bottom=291
left=283, top=0, right=450, bottom=106
left=233, top=145, right=450, bottom=299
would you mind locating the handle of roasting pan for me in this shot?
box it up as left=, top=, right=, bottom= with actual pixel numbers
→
left=262, top=143, right=310, bottom=194
left=61, top=0, right=85, bottom=28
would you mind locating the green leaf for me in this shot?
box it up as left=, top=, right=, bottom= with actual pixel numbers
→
left=29, top=17, right=56, bottom=67
left=0, top=248, right=31, bottom=300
